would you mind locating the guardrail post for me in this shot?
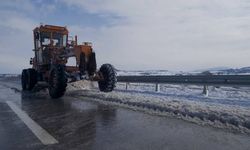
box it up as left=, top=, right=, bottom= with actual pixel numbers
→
left=125, top=82, right=129, bottom=90
left=202, top=85, right=208, bottom=96
left=155, top=83, right=160, bottom=92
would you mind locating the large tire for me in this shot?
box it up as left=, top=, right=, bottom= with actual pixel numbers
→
left=21, top=69, right=28, bottom=90
left=48, top=64, right=67, bottom=99
left=98, top=64, right=116, bottom=92
left=26, top=69, right=37, bottom=91
left=79, top=52, right=86, bottom=75
left=87, top=52, right=97, bottom=76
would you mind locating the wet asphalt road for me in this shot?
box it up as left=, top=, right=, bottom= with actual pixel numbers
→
left=0, top=81, right=250, bottom=150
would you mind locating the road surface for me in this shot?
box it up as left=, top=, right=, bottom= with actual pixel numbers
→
left=0, top=80, right=250, bottom=150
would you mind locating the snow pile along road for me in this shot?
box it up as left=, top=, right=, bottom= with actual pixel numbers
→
left=68, top=81, right=250, bottom=134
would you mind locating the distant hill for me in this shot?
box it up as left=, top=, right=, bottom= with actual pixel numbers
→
left=215, top=67, right=250, bottom=75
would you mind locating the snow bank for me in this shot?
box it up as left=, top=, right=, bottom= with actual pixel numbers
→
left=67, top=80, right=97, bottom=91
left=68, top=81, right=250, bottom=134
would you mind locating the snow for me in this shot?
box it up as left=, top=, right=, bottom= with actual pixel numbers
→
left=0, top=74, right=20, bottom=78
left=68, top=81, right=250, bottom=134
left=116, top=66, right=250, bottom=76
left=67, top=80, right=96, bottom=90
left=116, top=70, right=177, bottom=76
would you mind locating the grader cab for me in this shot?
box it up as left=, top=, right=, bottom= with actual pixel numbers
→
left=22, top=24, right=116, bottom=98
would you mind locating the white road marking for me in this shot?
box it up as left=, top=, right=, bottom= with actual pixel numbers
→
left=6, top=101, right=59, bottom=145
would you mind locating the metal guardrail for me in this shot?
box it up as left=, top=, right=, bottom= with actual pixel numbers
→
left=117, top=75, right=250, bottom=86
left=117, top=75, right=250, bottom=95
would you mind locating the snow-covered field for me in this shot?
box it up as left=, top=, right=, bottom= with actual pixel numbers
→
left=116, top=70, right=176, bottom=76
left=0, top=74, right=20, bottom=78
left=116, top=66, right=250, bottom=76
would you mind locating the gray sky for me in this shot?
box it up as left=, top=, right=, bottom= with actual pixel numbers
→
left=1, top=0, right=250, bottom=73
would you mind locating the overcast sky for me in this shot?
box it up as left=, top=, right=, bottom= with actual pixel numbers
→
left=1, top=0, right=250, bottom=73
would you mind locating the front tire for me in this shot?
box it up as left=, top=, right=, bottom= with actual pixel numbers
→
left=98, top=64, right=116, bottom=92
left=48, top=65, right=67, bottom=99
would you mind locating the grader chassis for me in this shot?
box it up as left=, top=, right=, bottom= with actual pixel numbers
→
left=21, top=24, right=116, bottom=98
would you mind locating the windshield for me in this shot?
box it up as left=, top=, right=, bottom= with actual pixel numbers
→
left=41, top=32, right=67, bottom=47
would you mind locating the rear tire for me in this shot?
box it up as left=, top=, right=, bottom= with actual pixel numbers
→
left=21, top=69, right=28, bottom=90
left=26, top=69, right=37, bottom=91
left=48, top=64, right=67, bottom=99
left=98, top=64, right=116, bottom=92
left=87, top=52, right=97, bottom=76
left=79, top=52, right=86, bottom=75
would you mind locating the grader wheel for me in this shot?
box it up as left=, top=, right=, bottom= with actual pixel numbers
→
left=98, top=64, right=116, bottom=92
left=48, top=65, right=67, bottom=98
left=21, top=69, right=37, bottom=91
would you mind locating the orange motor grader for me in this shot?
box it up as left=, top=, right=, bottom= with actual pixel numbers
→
left=21, top=24, right=116, bottom=98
